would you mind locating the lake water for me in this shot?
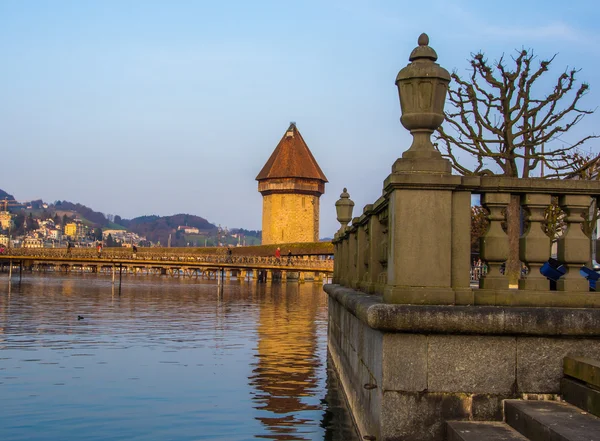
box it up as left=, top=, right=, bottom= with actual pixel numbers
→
left=0, top=274, right=358, bottom=441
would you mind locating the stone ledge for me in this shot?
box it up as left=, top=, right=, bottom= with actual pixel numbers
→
left=324, top=284, right=600, bottom=336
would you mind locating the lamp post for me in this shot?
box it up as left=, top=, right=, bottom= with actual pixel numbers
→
left=393, top=33, right=451, bottom=173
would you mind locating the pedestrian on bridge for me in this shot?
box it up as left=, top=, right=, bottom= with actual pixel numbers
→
left=286, top=250, right=293, bottom=266
left=275, top=247, right=281, bottom=264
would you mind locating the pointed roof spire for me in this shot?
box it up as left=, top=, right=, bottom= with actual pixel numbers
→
left=256, top=123, right=328, bottom=182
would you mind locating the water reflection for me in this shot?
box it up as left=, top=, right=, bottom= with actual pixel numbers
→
left=0, top=274, right=357, bottom=441
left=250, top=283, right=324, bottom=440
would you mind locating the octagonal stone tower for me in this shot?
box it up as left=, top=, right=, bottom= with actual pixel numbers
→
left=256, top=123, right=328, bottom=245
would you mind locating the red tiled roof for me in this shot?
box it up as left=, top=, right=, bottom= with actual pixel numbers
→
left=256, top=123, right=328, bottom=182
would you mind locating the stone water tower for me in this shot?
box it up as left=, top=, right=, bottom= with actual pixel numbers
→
left=256, top=123, right=328, bottom=245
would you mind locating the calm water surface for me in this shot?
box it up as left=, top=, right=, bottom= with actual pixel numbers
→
left=0, top=274, right=358, bottom=441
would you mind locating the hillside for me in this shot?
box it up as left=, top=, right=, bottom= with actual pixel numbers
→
left=0, top=189, right=15, bottom=201
left=121, top=214, right=216, bottom=245
left=0, top=188, right=219, bottom=246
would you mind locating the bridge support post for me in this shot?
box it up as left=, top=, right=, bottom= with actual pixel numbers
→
left=299, top=272, right=305, bottom=283
left=266, top=270, right=272, bottom=282
left=8, top=259, right=12, bottom=281
left=314, top=272, right=322, bottom=282
left=239, top=270, right=246, bottom=280
left=281, top=270, right=287, bottom=282
left=112, top=264, right=115, bottom=284
left=252, top=270, right=258, bottom=281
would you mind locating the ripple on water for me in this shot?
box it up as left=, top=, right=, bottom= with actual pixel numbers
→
left=0, top=274, right=358, bottom=441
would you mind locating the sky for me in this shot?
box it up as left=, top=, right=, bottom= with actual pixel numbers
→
left=2, top=0, right=599, bottom=238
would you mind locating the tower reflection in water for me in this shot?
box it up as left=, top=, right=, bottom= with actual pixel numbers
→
left=249, top=281, right=358, bottom=441
left=250, top=282, right=323, bottom=440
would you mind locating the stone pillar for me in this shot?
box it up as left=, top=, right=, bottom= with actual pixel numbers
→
left=252, top=269, right=258, bottom=281
left=332, top=235, right=340, bottom=284
left=384, top=175, right=460, bottom=305
left=480, top=192, right=510, bottom=290
left=366, top=205, right=383, bottom=293
left=239, top=270, right=246, bottom=280
left=299, top=272, right=305, bottom=283
left=339, top=231, right=348, bottom=286
left=281, top=270, right=287, bottom=282
left=348, top=222, right=359, bottom=288
left=519, top=193, right=552, bottom=291
left=356, top=219, right=367, bottom=290
left=558, top=194, right=591, bottom=292
left=335, top=189, right=355, bottom=287
left=266, top=270, right=272, bottom=282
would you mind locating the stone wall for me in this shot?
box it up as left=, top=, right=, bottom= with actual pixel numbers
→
left=262, top=193, right=319, bottom=244
left=326, top=284, right=600, bottom=441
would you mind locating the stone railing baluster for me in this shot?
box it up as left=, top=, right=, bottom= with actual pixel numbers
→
left=480, top=193, right=510, bottom=290
left=519, top=193, right=552, bottom=291
left=557, top=194, right=591, bottom=292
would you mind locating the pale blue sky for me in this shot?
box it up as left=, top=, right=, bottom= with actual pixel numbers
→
left=2, top=0, right=599, bottom=237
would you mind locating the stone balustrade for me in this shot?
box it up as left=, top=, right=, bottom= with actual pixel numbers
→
left=333, top=176, right=600, bottom=305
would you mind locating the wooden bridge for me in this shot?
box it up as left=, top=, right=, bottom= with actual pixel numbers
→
left=0, top=246, right=334, bottom=283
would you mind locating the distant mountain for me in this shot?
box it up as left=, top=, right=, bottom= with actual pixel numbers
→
left=0, top=189, right=15, bottom=201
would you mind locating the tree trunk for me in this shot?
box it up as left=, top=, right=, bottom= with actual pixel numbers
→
left=506, top=195, right=521, bottom=287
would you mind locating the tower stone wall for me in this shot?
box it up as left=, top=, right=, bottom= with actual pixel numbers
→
left=261, top=192, right=320, bottom=244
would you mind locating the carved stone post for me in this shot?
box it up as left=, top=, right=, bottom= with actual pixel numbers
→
left=335, top=189, right=354, bottom=287
left=557, top=195, right=591, bottom=292
left=480, top=193, right=510, bottom=290
left=519, top=193, right=552, bottom=291
left=384, top=34, right=462, bottom=304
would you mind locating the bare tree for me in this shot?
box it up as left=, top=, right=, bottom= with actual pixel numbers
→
left=436, top=49, right=598, bottom=284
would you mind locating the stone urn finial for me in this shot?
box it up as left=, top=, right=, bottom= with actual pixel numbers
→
left=335, top=188, right=354, bottom=231
left=394, top=33, right=451, bottom=172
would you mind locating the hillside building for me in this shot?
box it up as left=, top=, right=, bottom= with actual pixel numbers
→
left=0, top=211, right=13, bottom=230
left=256, top=123, right=327, bottom=245
left=64, top=221, right=85, bottom=239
